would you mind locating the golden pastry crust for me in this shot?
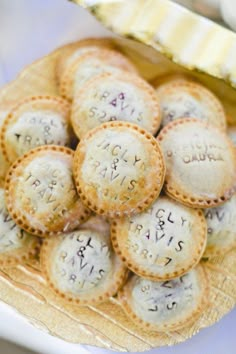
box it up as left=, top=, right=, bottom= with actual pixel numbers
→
left=118, top=265, right=209, bottom=332
left=55, top=37, right=116, bottom=83
left=71, top=71, right=161, bottom=138
left=5, top=145, right=91, bottom=237
left=151, top=73, right=196, bottom=88
left=1, top=95, right=72, bottom=163
left=155, top=80, right=226, bottom=129
left=111, top=195, right=207, bottom=280
left=41, top=229, right=127, bottom=305
left=203, top=194, right=236, bottom=258
left=59, top=48, right=137, bottom=102
left=158, top=118, right=236, bottom=208
left=73, top=121, right=166, bottom=218
left=0, top=188, right=40, bottom=267
left=0, top=111, right=10, bottom=185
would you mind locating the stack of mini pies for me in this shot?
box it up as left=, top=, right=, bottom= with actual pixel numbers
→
left=0, top=38, right=236, bottom=333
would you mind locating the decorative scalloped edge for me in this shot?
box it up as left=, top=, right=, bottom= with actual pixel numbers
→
left=5, top=145, right=91, bottom=237
left=73, top=121, right=166, bottom=217
left=118, top=265, right=210, bottom=332
left=71, top=70, right=161, bottom=138
left=111, top=207, right=207, bottom=280
left=1, top=95, right=71, bottom=163
left=158, top=118, right=236, bottom=208
left=40, top=232, right=128, bottom=305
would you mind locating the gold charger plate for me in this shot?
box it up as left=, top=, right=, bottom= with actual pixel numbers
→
left=0, top=35, right=235, bottom=351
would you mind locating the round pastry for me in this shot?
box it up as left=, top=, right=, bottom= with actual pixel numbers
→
left=158, top=118, right=236, bottom=208
left=111, top=195, right=207, bottom=280
left=0, top=188, right=40, bottom=267
left=204, top=194, right=236, bottom=257
left=118, top=265, right=208, bottom=332
left=41, top=229, right=127, bottom=304
left=1, top=96, right=71, bottom=163
left=155, top=80, right=226, bottom=129
left=5, top=145, right=91, bottom=237
left=73, top=121, right=166, bottom=218
left=59, top=48, right=137, bottom=101
left=56, top=37, right=116, bottom=82
left=71, top=72, right=161, bottom=138
left=228, top=125, right=236, bottom=146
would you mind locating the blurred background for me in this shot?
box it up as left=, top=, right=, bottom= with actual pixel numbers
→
left=0, top=1, right=235, bottom=353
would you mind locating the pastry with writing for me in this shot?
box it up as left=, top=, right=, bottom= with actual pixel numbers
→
left=111, top=195, right=207, bottom=280
left=41, top=229, right=127, bottom=304
left=73, top=121, right=166, bottom=217
left=71, top=72, right=161, bottom=138
left=0, top=188, right=40, bottom=267
left=118, top=265, right=208, bottom=331
left=1, top=96, right=72, bottom=163
left=158, top=118, right=236, bottom=208
left=5, top=145, right=91, bottom=237
left=59, top=48, right=137, bottom=101
left=155, top=79, right=226, bottom=129
left=204, top=194, right=236, bottom=257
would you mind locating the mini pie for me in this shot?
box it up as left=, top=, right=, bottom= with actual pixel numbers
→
left=71, top=72, right=161, bottom=138
left=5, top=145, right=91, bottom=237
left=56, top=37, right=116, bottom=82
left=59, top=48, right=137, bottom=101
left=204, top=194, right=236, bottom=258
left=228, top=125, right=236, bottom=146
left=118, top=265, right=208, bottom=332
left=73, top=121, right=166, bottom=218
left=111, top=195, right=207, bottom=280
left=0, top=188, right=40, bottom=267
left=155, top=80, right=226, bottom=129
left=1, top=95, right=71, bottom=163
left=158, top=118, right=236, bottom=208
left=41, top=229, right=127, bottom=304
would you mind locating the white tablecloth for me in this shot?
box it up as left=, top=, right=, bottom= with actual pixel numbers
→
left=0, top=1, right=235, bottom=353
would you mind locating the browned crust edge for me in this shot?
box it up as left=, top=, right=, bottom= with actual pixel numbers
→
left=5, top=145, right=91, bottom=237
left=158, top=118, right=236, bottom=208
left=1, top=95, right=71, bottom=163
